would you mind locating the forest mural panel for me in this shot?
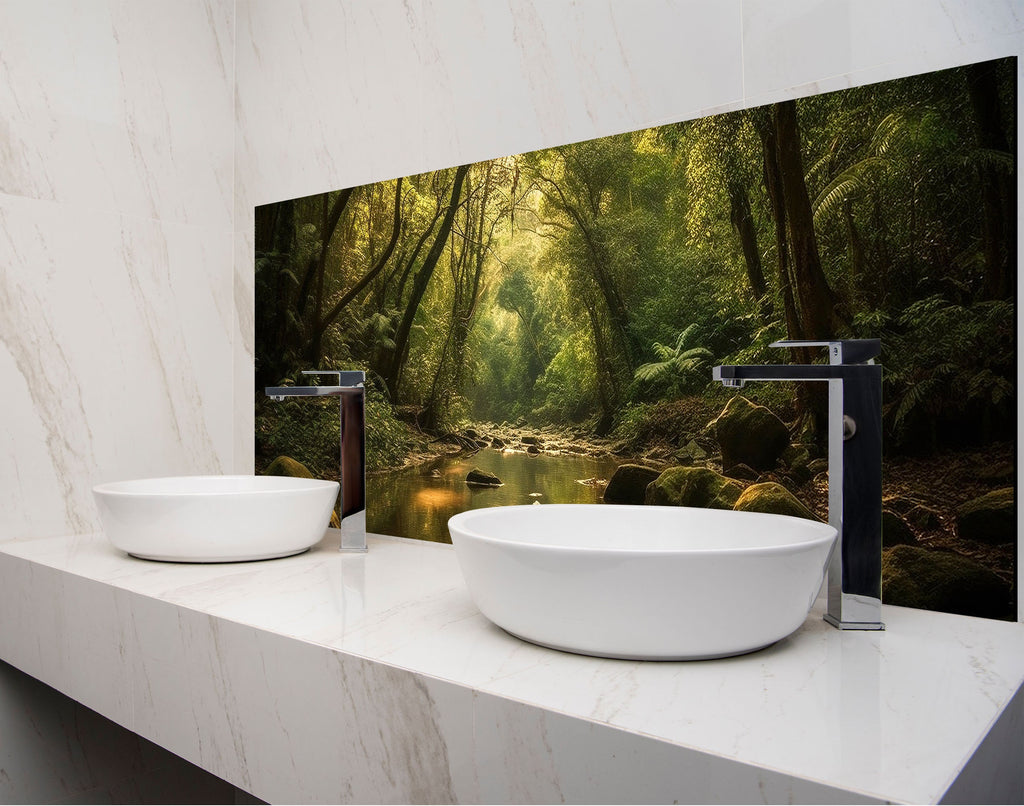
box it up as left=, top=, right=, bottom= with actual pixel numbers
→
left=256, top=58, right=1016, bottom=620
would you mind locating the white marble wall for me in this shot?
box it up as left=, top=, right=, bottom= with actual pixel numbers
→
left=233, top=0, right=1024, bottom=621
left=0, top=0, right=236, bottom=542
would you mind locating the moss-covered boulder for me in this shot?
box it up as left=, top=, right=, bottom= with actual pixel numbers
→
left=732, top=482, right=819, bottom=521
left=604, top=464, right=661, bottom=505
left=956, top=488, right=1015, bottom=545
left=883, top=545, right=1012, bottom=620
left=645, top=466, right=742, bottom=510
left=713, top=396, right=790, bottom=472
left=780, top=444, right=813, bottom=484
left=882, top=509, right=918, bottom=548
left=264, top=455, right=315, bottom=478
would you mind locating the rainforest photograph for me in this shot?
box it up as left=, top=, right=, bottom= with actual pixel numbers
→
left=255, top=58, right=1016, bottom=620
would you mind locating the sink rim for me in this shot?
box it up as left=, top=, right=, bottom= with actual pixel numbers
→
left=93, top=474, right=339, bottom=497
left=448, top=503, right=837, bottom=555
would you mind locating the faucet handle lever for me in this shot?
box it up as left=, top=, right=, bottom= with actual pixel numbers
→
left=301, top=369, right=366, bottom=388
left=302, top=369, right=341, bottom=383
left=769, top=339, right=880, bottom=366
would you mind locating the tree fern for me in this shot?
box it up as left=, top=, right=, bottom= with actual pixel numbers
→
left=633, top=324, right=712, bottom=389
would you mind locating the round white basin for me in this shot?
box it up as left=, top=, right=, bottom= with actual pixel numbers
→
left=93, top=475, right=339, bottom=562
left=448, top=504, right=837, bottom=660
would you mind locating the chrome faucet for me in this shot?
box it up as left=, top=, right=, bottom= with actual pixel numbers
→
left=713, top=339, right=883, bottom=630
left=265, top=370, right=367, bottom=553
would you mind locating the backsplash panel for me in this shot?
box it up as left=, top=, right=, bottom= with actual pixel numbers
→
left=255, top=58, right=1016, bottom=621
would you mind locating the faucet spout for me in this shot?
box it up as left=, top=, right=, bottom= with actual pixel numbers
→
left=265, top=370, right=367, bottom=553
left=713, top=340, right=884, bottom=631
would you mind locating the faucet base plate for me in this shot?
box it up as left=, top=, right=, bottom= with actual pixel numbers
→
left=824, top=614, right=886, bottom=631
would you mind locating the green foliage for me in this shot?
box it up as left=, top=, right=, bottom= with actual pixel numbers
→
left=877, top=295, right=1014, bottom=451
left=364, top=388, right=415, bottom=470
left=610, top=396, right=720, bottom=452
left=256, top=395, right=339, bottom=480
left=633, top=324, right=712, bottom=397
left=532, top=329, right=600, bottom=423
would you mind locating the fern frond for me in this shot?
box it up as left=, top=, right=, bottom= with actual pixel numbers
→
left=634, top=360, right=672, bottom=382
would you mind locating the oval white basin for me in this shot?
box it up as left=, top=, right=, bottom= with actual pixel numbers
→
left=448, top=504, right=837, bottom=660
left=93, top=475, right=339, bottom=562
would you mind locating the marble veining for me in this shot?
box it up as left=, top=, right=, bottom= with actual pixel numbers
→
left=0, top=531, right=1020, bottom=803
left=0, top=0, right=234, bottom=227
left=0, top=196, right=234, bottom=540
left=1, top=0, right=235, bottom=543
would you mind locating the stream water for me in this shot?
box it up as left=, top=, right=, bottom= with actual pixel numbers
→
left=367, top=448, right=623, bottom=544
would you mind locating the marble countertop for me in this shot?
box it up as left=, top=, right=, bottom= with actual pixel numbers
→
left=1, top=530, right=1022, bottom=804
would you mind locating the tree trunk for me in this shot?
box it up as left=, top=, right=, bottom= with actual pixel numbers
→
left=538, top=169, right=637, bottom=374
left=383, top=164, right=470, bottom=399
left=584, top=301, right=617, bottom=435
left=774, top=100, right=835, bottom=341
left=755, top=111, right=802, bottom=346
left=965, top=60, right=1015, bottom=300
left=727, top=179, right=771, bottom=320
left=756, top=107, right=823, bottom=436
left=306, top=179, right=404, bottom=363
left=422, top=188, right=475, bottom=431
left=295, top=188, right=353, bottom=323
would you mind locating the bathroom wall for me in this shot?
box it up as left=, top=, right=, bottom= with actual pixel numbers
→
left=0, top=1, right=239, bottom=801
left=235, top=0, right=1023, bottom=622
left=0, top=0, right=236, bottom=543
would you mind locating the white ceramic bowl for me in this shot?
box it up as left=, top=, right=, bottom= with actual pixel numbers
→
left=449, top=504, right=837, bottom=660
left=93, top=475, right=339, bottom=562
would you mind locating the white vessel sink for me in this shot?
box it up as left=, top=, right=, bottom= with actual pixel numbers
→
left=448, top=504, right=837, bottom=660
left=93, top=475, right=339, bottom=562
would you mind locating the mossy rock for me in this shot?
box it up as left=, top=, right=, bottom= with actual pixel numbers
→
left=807, top=458, right=829, bottom=477
left=712, top=396, right=790, bottom=472
left=264, top=455, right=315, bottom=478
left=604, top=464, right=661, bottom=505
left=466, top=468, right=503, bottom=487
left=732, top=482, right=819, bottom=521
left=675, top=439, right=708, bottom=463
left=645, top=466, right=742, bottom=510
left=781, top=444, right=812, bottom=471
left=883, top=545, right=1012, bottom=620
left=882, top=509, right=918, bottom=547
left=956, top=488, right=1015, bottom=545
left=724, top=463, right=759, bottom=482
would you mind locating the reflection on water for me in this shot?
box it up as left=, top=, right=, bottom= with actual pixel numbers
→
left=368, top=448, right=622, bottom=544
